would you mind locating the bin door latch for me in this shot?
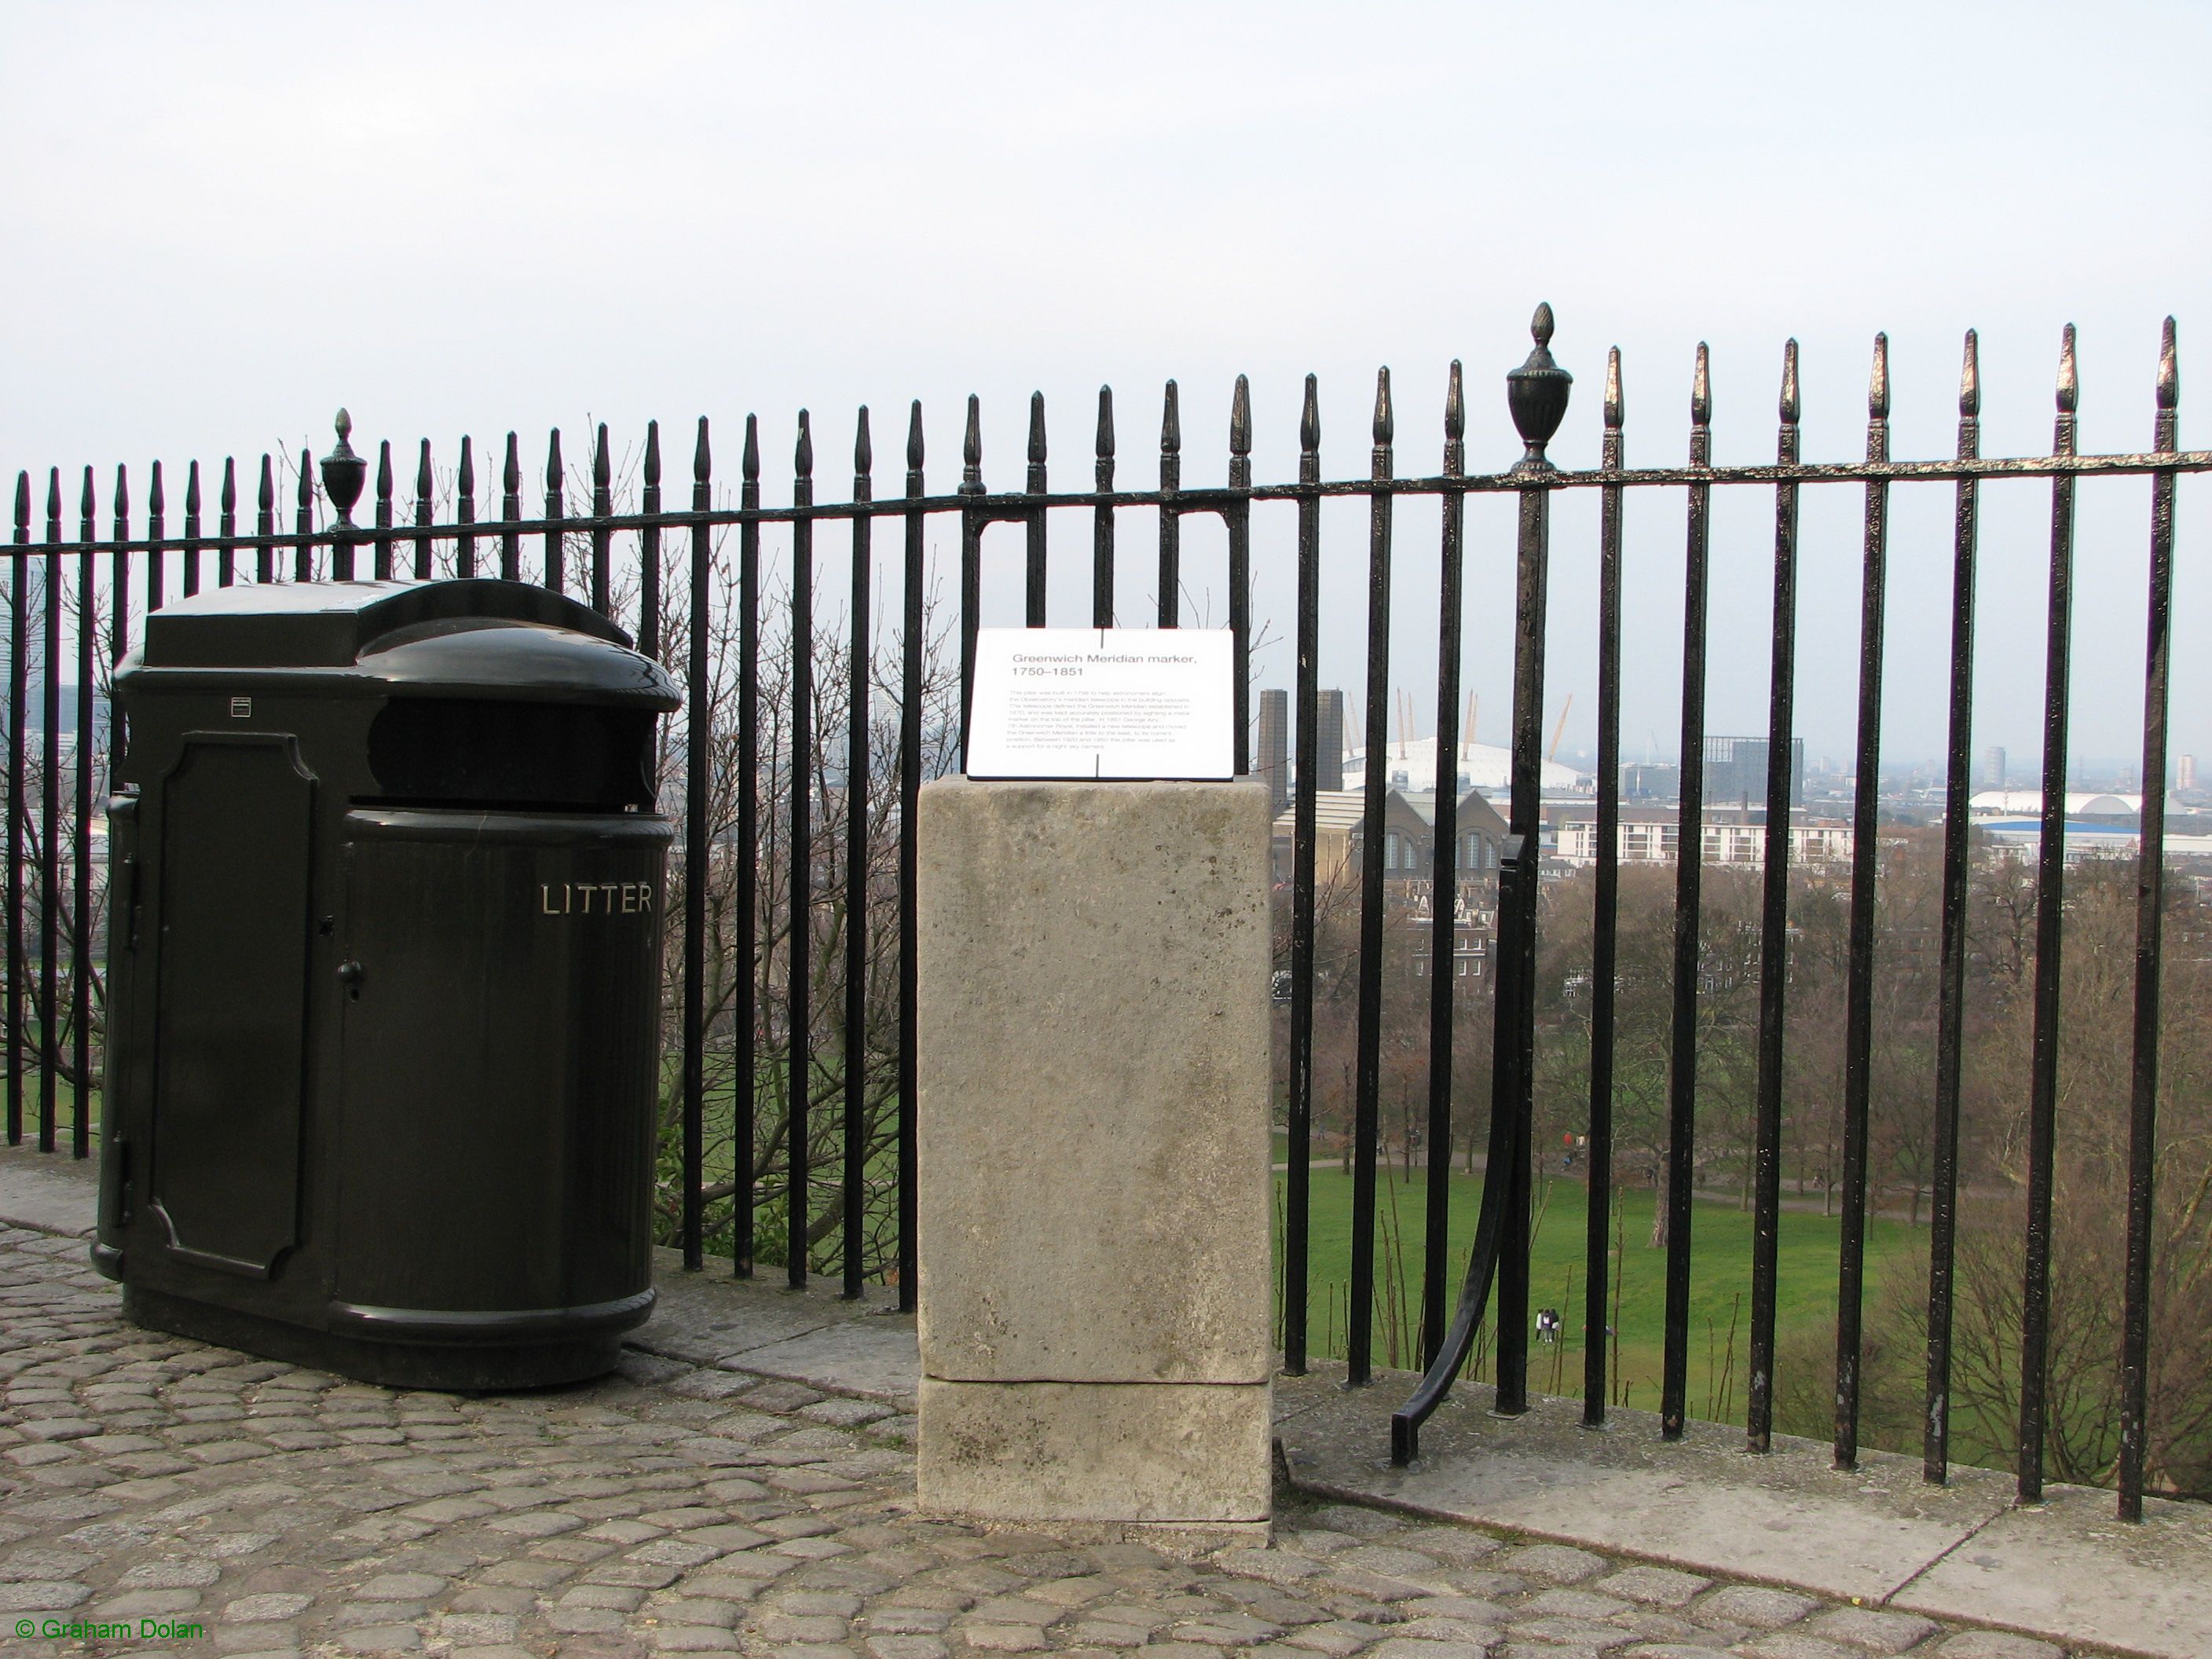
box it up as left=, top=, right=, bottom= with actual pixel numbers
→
left=336, top=960, right=366, bottom=998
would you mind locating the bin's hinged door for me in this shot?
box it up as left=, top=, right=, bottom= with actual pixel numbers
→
left=149, top=732, right=315, bottom=1278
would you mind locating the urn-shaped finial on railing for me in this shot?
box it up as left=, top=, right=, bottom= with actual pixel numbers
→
left=320, top=408, right=368, bottom=527
left=1506, top=303, right=1573, bottom=472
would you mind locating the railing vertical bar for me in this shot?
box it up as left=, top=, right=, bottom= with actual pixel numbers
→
left=1229, top=376, right=1253, bottom=775
left=543, top=430, right=565, bottom=594
left=72, top=467, right=94, bottom=1159
left=591, top=423, right=613, bottom=616
left=1158, top=381, right=1181, bottom=627
left=108, top=467, right=129, bottom=975
left=1585, top=346, right=1626, bottom=1426
left=105, top=463, right=129, bottom=1052
left=1284, top=374, right=1321, bottom=1377
left=39, top=469, right=62, bottom=1152
left=146, top=461, right=165, bottom=611
left=2117, top=317, right=2179, bottom=1523
left=7, top=471, right=27, bottom=1148
left=255, top=456, right=274, bottom=585
left=897, top=401, right=924, bottom=1313
left=112, top=467, right=130, bottom=765
left=1747, top=341, right=1803, bottom=1452
left=788, top=412, right=816, bottom=1290
left=456, top=438, right=478, bottom=582
left=1496, top=303, right=1570, bottom=1414
left=1662, top=343, right=1713, bottom=1441
left=1025, top=394, right=1047, bottom=626
left=1837, top=335, right=1893, bottom=1469
left=1925, top=330, right=1981, bottom=1485
left=640, top=423, right=661, bottom=661
left=182, top=461, right=201, bottom=598
left=500, top=434, right=522, bottom=583
left=372, top=442, right=394, bottom=581
left=293, top=449, right=313, bottom=583
left=958, top=396, right=982, bottom=765
left=1349, top=366, right=1393, bottom=1387
left=414, top=439, right=435, bottom=581
left=680, top=418, right=711, bottom=1273
left=736, top=416, right=762, bottom=1277
left=218, top=457, right=237, bottom=588
left=844, top=407, right=873, bottom=1299
left=2018, top=324, right=2079, bottom=1505
left=1093, top=390, right=1115, bottom=627
left=1422, top=361, right=1467, bottom=1369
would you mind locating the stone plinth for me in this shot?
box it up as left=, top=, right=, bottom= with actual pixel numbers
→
left=916, top=778, right=1272, bottom=1532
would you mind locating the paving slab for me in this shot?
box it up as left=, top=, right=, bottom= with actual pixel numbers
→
left=722, top=1314, right=922, bottom=1409
left=1273, top=1364, right=2210, bottom=1657
left=632, top=1247, right=901, bottom=1370
left=0, top=1136, right=98, bottom=1236
left=1892, top=1481, right=2212, bottom=1659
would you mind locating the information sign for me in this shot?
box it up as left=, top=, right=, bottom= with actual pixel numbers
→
left=965, top=628, right=1235, bottom=780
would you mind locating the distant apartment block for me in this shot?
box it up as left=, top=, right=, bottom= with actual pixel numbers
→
left=1555, top=808, right=1851, bottom=868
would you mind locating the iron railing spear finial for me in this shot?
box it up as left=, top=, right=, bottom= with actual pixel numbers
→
left=960, top=394, right=983, bottom=495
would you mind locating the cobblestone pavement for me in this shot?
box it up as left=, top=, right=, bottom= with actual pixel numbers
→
left=0, top=1224, right=2092, bottom=1659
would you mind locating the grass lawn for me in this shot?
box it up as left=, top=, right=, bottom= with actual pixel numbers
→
left=1277, top=1163, right=1920, bottom=1427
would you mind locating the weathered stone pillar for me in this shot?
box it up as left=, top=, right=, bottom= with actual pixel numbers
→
left=917, top=778, right=1273, bottom=1537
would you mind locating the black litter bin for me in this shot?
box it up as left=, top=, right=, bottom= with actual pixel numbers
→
left=93, top=578, right=681, bottom=1389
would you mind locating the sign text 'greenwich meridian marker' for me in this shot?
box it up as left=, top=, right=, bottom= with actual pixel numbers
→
left=965, top=627, right=1235, bottom=781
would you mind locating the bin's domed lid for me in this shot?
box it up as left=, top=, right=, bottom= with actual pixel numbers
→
left=121, top=579, right=679, bottom=709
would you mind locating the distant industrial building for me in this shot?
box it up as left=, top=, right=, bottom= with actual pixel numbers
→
left=1313, top=690, right=1346, bottom=793
left=1701, top=736, right=1804, bottom=811
left=2183, top=753, right=2199, bottom=793
left=1251, top=686, right=1346, bottom=796
left=1256, top=688, right=1289, bottom=811
left=1984, top=745, right=2008, bottom=790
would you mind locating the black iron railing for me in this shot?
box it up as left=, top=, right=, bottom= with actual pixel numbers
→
left=3, top=306, right=2201, bottom=1521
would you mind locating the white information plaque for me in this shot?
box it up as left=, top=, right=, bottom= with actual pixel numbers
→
left=965, top=628, right=1235, bottom=781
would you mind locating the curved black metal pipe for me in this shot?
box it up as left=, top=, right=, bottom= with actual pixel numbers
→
left=1391, top=833, right=1533, bottom=1466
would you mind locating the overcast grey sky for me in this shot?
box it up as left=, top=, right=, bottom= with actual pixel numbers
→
left=4, top=2, right=2205, bottom=772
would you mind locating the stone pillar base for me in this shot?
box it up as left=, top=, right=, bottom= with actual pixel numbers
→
left=917, top=778, right=1273, bottom=1535
left=917, top=1377, right=1273, bottom=1527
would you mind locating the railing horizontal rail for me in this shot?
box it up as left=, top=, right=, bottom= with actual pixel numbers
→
left=16, top=447, right=2210, bottom=559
